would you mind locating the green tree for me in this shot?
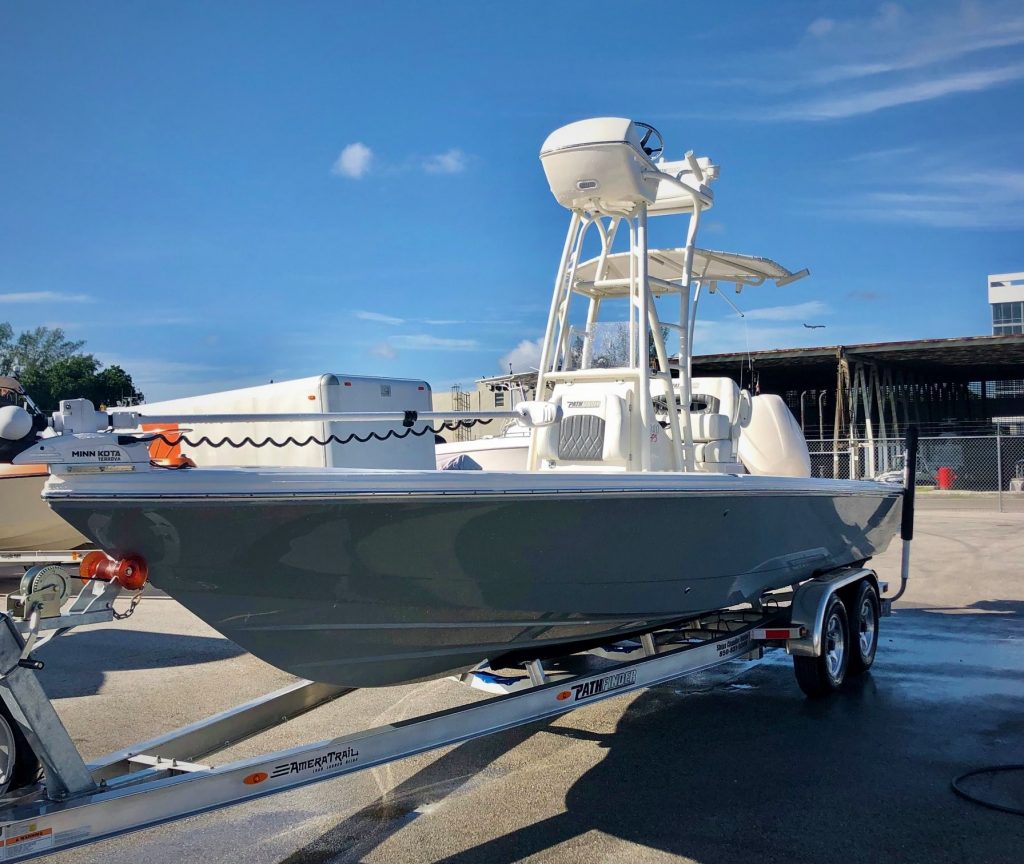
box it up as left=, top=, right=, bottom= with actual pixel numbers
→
left=95, top=365, right=141, bottom=405
left=0, top=323, right=143, bottom=411
left=0, top=325, right=84, bottom=376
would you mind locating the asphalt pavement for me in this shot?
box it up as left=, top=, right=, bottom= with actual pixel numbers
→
left=17, top=509, right=1024, bottom=864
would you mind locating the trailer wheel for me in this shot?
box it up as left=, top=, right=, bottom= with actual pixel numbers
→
left=0, top=700, right=42, bottom=794
left=793, top=595, right=849, bottom=697
left=846, top=580, right=879, bottom=676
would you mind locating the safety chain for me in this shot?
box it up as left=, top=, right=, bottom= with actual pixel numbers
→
left=129, top=417, right=492, bottom=452
left=113, top=590, right=144, bottom=621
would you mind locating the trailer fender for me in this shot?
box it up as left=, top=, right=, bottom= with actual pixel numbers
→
left=787, top=567, right=878, bottom=658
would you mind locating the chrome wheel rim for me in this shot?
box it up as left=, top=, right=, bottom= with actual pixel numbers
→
left=825, top=610, right=845, bottom=682
left=859, top=596, right=877, bottom=658
left=0, top=715, right=15, bottom=795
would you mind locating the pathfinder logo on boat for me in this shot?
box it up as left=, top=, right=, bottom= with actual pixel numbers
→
left=270, top=747, right=359, bottom=779
left=566, top=400, right=601, bottom=409
left=564, top=669, right=637, bottom=702
left=70, top=449, right=123, bottom=462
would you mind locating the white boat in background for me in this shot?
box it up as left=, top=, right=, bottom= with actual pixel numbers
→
left=0, top=377, right=88, bottom=553
left=15, top=117, right=903, bottom=688
left=0, top=465, right=88, bottom=553
left=435, top=423, right=530, bottom=470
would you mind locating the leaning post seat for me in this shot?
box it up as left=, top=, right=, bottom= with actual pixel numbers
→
left=687, top=376, right=750, bottom=472
left=534, top=382, right=635, bottom=469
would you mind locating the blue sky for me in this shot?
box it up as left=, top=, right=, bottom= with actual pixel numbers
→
left=1, top=1, right=1022, bottom=400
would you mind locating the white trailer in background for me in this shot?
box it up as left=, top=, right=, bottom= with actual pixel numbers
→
left=134, top=374, right=435, bottom=470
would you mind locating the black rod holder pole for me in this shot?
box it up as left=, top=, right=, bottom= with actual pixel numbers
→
left=901, top=425, right=918, bottom=542
left=905, top=425, right=921, bottom=540
left=889, top=425, right=919, bottom=603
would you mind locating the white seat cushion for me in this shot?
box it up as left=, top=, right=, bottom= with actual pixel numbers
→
left=535, top=388, right=630, bottom=465
left=690, top=412, right=730, bottom=442
left=695, top=440, right=731, bottom=464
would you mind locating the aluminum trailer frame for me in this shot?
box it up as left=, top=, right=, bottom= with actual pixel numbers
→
left=0, top=564, right=884, bottom=861
left=0, top=551, right=91, bottom=567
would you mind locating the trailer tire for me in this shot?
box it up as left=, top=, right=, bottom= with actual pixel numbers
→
left=0, top=700, right=42, bottom=793
left=793, top=595, right=849, bottom=698
left=846, top=580, right=879, bottom=676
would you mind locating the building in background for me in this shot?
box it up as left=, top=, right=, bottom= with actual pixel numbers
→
left=432, top=372, right=538, bottom=442
left=989, top=272, right=1024, bottom=335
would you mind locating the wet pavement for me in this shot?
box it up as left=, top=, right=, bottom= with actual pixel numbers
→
left=18, top=510, right=1024, bottom=863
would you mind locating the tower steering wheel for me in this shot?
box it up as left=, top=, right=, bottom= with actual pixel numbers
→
left=635, top=122, right=664, bottom=160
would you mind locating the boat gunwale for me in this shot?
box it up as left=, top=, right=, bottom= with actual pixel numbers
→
left=44, top=486, right=904, bottom=503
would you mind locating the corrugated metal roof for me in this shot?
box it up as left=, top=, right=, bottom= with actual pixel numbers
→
left=693, top=334, right=1024, bottom=383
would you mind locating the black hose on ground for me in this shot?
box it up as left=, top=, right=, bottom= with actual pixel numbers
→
left=951, top=765, right=1024, bottom=816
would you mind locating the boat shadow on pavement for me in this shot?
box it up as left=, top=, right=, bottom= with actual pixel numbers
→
left=282, top=604, right=1024, bottom=864
left=34, top=627, right=244, bottom=699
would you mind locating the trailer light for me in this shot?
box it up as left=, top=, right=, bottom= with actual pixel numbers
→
left=307, top=395, right=316, bottom=401
left=80, top=551, right=149, bottom=591
left=762, top=629, right=792, bottom=640
left=753, top=626, right=805, bottom=642
left=243, top=772, right=268, bottom=785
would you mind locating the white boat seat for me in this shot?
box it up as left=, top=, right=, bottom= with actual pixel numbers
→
left=695, top=441, right=731, bottom=464
left=690, top=412, right=730, bottom=442
left=534, top=386, right=631, bottom=466
left=557, top=414, right=605, bottom=461
left=691, top=378, right=743, bottom=425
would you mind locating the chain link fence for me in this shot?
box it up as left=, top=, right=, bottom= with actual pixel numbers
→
left=807, top=436, right=1024, bottom=512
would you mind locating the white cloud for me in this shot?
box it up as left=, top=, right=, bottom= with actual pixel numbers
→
left=0, top=291, right=94, bottom=304
left=842, top=146, right=919, bottom=163
left=692, top=320, right=836, bottom=355
left=331, top=142, right=373, bottom=179
left=773, top=62, right=1024, bottom=121
left=355, top=310, right=404, bottom=325
left=96, top=356, right=242, bottom=403
left=499, top=338, right=544, bottom=373
left=391, top=334, right=479, bottom=351
left=330, top=146, right=471, bottom=179
left=423, top=148, right=467, bottom=174
left=370, top=342, right=397, bottom=360
left=806, top=17, right=834, bottom=38
left=699, top=3, right=1024, bottom=123
left=806, top=6, right=1024, bottom=86
left=743, top=300, right=829, bottom=322
left=821, top=160, right=1024, bottom=229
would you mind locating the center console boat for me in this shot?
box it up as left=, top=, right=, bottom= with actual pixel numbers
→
left=14, top=118, right=903, bottom=688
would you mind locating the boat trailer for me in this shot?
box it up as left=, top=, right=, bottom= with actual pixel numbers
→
left=0, top=558, right=899, bottom=861
left=0, top=430, right=918, bottom=859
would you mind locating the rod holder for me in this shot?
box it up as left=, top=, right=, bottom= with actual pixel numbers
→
left=889, top=425, right=918, bottom=603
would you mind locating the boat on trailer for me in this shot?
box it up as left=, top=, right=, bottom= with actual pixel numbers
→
left=14, top=118, right=897, bottom=687
left=0, top=117, right=920, bottom=861
left=13, top=117, right=903, bottom=688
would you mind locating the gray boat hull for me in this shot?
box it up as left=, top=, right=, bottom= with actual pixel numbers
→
left=47, top=479, right=902, bottom=687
